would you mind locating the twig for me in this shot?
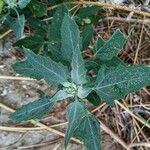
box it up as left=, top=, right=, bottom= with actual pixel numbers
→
left=116, top=101, right=150, bottom=129
left=106, top=17, right=150, bottom=24
left=134, top=17, right=145, bottom=64
left=0, top=76, right=35, bottom=81
left=100, top=121, right=129, bottom=150
left=130, top=142, right=150, bottom=148
left=0, top=102, right=130, bottom=149
left=0, top=122, right=68, bottom=133
left=48, top=1, right=150, bottom=17
left=0, top=103, right=82, bottom=144
left=0, top=29, right=12, bottom=40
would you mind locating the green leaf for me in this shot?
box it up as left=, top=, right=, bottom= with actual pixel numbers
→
left=9, top=14, right=25, bottom=39
left=10, top=96, right=55, bottom=121
left=74, top=114, right=101, bottom=150
left=12, top=48, right=69, bottom=85
left=77, top=6, right=101, bottom=18
left=28, top=0, right=47, bottom=17
left=61, top=14, right=81, bottom=62
left=93, top=37, right=106, bottom=53
left=77, top=86, right=92, bottom=99
left=28, top=18, right=47, bottom=37
left=18, top=0, right=31, bottom=9
left=95, top=65, right=150, bottom=106
left=71, top=46, right=87, bottom=85
left=49, top=6, right=68, bottom=42
left=48, top=6, right=68, bottom=61
left=10, top=89, right=70, bottom=121
left=0, top=0, right=4, bottom=14
left=87, top=91, right=102, bottom=106
left=13, top=35, right=44, bottom=51
left=52, top=89, right=71, bottom=102
left=4, top=0, right=17, bottom=8
left=65, top=101, right=87, bottom=148
left=81, top=25, right=94, bottom=50
left=94, top=30, right=127, bottom=60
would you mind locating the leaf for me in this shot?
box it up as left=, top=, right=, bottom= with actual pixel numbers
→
left=28, top=0, right=47, bottom=17
left=95, top=65, right=150, bottom=106
left=13, top=35, right=44, bottom=51
left=49, top=6, right=68, bottom=42
left=18, top=0, right=31, bottom=9
left=85, top=57, right=125, bottom=73
left=87, top=91, right=101, bottom=106
left=28, top=18, right=47, bottom=37
left=0, top=0, right=4, bottom=14
left=94, top=30, right=127, bottom=60
left=77, top=6, right=101, bottom=18
left=12, top=48, right=69, bottom=85
left=48, top=6, right=68, bottom=61
left=65, top=101, right=87, bottom=148
left=52, top=89, right=71, bottom=102
left=9, top=14, right=25, bottom=39
left=93, top=37, right=106, bottom=53
left=61, top=14, right=81, bottom=62
left=10, top=89, right=70, bottom=121
left=10, top=96, right=55, bottom=121
left=71, top=46, right=87, bottom=85
left=77, top=86, right=92, bottom=99
left=81, top=25, right=94, bottom=50
left=74, top=114, right=101, bottom=150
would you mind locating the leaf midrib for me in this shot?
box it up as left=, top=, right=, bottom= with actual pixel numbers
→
left=96, top=75, right=149, bottom=90
left=28, top=52, right=66, bottom=82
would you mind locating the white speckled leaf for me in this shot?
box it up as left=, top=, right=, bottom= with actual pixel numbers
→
left=10, top=96, right=55, bottom=121
left=18, top=0, right=31, bottom=9
left=10, top=90, right=70, bottom=121
left=12, top=48, right=69, bottom=85
left=94, top=30, right=127, bottom=60
left=71, top=46, right=87, bottom=85
left=61, top=14, right=81, bottom=62
left=95, top=65, right=150, bottom=105
left=74, top=114, right=101, bottom=150
left=65, top=101, right=87, bottom=148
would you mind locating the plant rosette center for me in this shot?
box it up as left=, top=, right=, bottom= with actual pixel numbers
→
left=63, top=82, right=78, bottom=97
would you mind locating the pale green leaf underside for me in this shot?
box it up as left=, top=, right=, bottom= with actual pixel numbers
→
left=65, top=101, right=87, bottom=148
left=95, top=65, right=150, bottom=105
left=52, top=89, right=71, bottom=102
left=12, top=48, right=69, bottom=85
left=61, top=14, right=81, bottom=62
left=94, top=30, right=127, bottom=60
left=75, top=114, right=101, bottom=150
left=11, top=14, right=25, bottom=39
left=18, top=0, right=31, bottom=9
left=71, top=46, right=87, bottom=85
left=77, top=86, right=92, bottom=99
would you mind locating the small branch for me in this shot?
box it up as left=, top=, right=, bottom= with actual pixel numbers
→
left=130, top=142, right=150, bottom=148
left=48, top=1, right=150, bottom=17
left=0, top=29, right=13, bottom=40
left=0, top=103, right=81, bottom=144
left=116, top=101, right=150, bottom=129
left=0, top=102, right=130, bottom=149
left=0, top=76, right=35, bottom=81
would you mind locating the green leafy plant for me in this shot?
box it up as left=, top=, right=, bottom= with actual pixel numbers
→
left=1, top=1, right=150, bottom=150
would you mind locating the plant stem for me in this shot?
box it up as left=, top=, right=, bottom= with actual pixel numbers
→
left=48, top=1, right=150, bottom=17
